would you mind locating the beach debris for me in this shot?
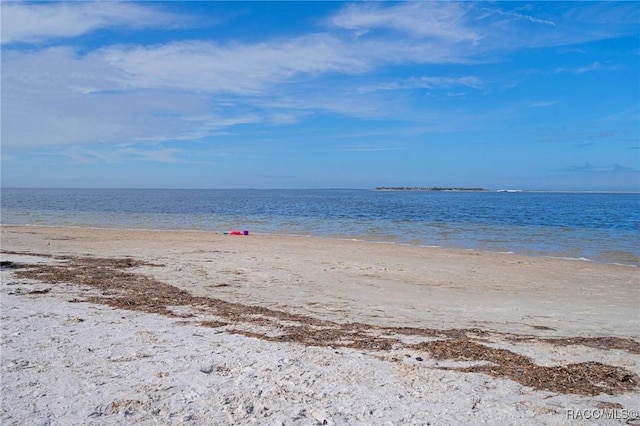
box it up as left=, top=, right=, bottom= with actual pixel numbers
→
left=200, top=320, right=228, bottom=328
left=7, top=287, right=51, bottom=296
left=596, top=401, right=624, bottom=410
left=538, top=336, right=640, bottom=354
left=88, top=399, right=148, bottom=418
left=27, top=288, right=51, bottom=295
left=0, top=261, right=19, bottom=269
left=106, top=399, right=147, bottom=415
left=5, top=250, right=640, bottom=397
left=225, top=230, right=249, bottom=235
left=412, top=338, right=638, bottom=396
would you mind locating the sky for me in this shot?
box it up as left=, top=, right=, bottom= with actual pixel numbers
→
left=1, top=1, right=639, bottom=191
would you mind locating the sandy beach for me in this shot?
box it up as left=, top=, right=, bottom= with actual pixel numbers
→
left=1, top=224, right=639, bottom=425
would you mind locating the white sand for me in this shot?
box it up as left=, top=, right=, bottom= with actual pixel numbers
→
left=1, top=225, right=639, bottom=425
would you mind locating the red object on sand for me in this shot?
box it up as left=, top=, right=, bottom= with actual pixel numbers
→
left=230, top=230, right=243, bottom=235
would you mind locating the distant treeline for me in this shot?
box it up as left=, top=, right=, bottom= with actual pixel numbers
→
left=374, top=187, right=488, bottom=192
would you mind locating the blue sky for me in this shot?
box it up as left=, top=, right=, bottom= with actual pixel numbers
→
left=1, top=1, right=639, bottom=190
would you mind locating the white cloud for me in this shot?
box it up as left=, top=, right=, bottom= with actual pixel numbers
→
left=558, top=162, right=639, bottom=173
left=360, top=76, right=482, bottom=93
left=2, top=88, right=261, bottom=149
left=68, top=145, right=184, bottom=164
left=1, top=1, right=189, bottom=45
left=2, top=25, right=477, bottom=150
left=327, top=2, right=638, bottom=63
left=492, top=10, right=556, bottom=27
left=98, top=35, right=368, bottom=95
left=529, top=101, right=557, bottom=108
left=2, top=1, right=638, bottom=154
left=1, top=47, right=263, bottom=149
left=565, top=2, right=640, bottom=25
left=2, top=47, right=127, bottom=95
left=575, top=61, right=602, bottom=73
left=330, top=2, right=480, bottom=44
left=91, top=30, right=482, bottom=99
left=554, top=61, right=619, bottom=75
left=469, top=3, right=640, bottom=55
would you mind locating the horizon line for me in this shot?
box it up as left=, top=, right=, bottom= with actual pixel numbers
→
left=2, top=186, right=639, bottom=194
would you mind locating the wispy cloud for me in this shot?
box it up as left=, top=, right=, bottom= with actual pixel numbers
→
left=2, top=34, right=484, bottom=150
left=491, top=9, right=556, bottom=27
left=551, top=60, right=621, bottom=75
left=1, top=2, right=190, bottom=45
left=573, top=61, right=618, bottom=74
left=481, top=3, right=639, bottom=52
left=62, top=145, right=184, bottom=164
left=565, top=2, right=640, bottom=26
left=359, top=76, right=482, bottom=93
left=1, top=47, right=265, bottom=148
left=558, top=162, right=599, bottom=173
left=558, top=162, right=638, bottom=173
left=2, top=1, right=638, bottom=155
left=528, top=101, right=557, bottom=108
left=330, top=2, right=480, bottom=43
left=98, top=36, right=368, bottom=95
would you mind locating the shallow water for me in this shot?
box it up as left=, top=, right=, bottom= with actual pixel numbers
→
left=2, top=188, right=638, bottom=266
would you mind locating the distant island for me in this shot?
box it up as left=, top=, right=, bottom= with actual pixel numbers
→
left=374, top=187, right=488, bottom=192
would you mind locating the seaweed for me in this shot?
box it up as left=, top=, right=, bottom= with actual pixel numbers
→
left=6, top=251, right=639, bottom=397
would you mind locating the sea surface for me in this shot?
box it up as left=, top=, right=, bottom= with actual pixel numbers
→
left=1, top=188, right=639, bottom=266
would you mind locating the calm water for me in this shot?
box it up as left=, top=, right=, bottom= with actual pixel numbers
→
left=1, top=188, right=639, bottom=266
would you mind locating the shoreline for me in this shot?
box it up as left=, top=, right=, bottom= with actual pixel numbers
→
left=2, top=224, right=638, bottom=337
left=2, top=224, right=639, bottom=424
left=5, top=222, right=638, bottom=268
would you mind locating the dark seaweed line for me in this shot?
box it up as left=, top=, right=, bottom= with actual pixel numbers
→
left=2, top=250, right=639, bottom=397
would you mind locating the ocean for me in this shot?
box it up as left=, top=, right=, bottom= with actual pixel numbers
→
left=1, top=188, right=639, bottom=266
